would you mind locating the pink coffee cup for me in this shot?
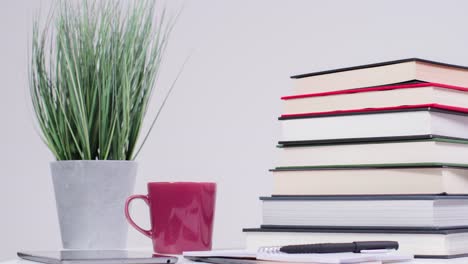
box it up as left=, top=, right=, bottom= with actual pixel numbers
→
left=125, top=182, right=216, bottom=254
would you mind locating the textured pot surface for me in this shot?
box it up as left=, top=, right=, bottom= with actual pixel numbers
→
left=50, top=160, right=137, bottom=249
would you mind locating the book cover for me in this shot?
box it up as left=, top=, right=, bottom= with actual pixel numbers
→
left=272, top=163, right=468, bottom=171
left=278, top=135, right=468, bottom=147
left=291, top=58, right=468, bottom=79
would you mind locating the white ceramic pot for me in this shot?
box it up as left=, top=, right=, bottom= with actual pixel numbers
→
left=50, top=160, right=137, bottom=249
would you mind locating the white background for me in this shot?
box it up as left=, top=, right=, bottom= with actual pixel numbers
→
left=2, top=0, right=468, bottom=261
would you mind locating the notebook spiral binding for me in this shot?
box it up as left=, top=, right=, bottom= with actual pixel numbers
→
left=257, top=246, right=283, bottom=254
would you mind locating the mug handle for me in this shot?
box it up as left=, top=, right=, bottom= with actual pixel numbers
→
left=125, top=194, right=152, bottom=238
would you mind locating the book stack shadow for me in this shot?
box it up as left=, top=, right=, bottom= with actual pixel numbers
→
left=243, top=58, right=468, bottom=263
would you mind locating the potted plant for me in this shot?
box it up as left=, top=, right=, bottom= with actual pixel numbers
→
left=30, top=0, right=175, bottom=249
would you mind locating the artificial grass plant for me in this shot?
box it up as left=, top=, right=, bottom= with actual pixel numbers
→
left=30, top=0, right=176, bottom=160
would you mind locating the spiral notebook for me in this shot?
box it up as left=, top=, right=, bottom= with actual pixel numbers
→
left=183, top=247, right=413, bottom=264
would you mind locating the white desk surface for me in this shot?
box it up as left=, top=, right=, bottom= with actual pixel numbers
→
left=1, top=257, right=206, bottom=264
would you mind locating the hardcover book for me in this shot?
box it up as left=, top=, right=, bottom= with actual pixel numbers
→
left=276, top=137, right=468, bottom=166
left=292, top=58, right=468, bottom=94
left=260, top=195, right=468, bottom=228
left=271, top=164, right=468, bottom=195
left=280, top=106, right=468, bottom=142
left=282, top=83, right=468, bottom=115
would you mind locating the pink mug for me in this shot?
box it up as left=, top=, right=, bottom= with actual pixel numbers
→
left=125, top=182, right=216, bottom=254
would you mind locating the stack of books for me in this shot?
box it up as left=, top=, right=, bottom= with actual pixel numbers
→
left=244, top=58, right=468, bottom=263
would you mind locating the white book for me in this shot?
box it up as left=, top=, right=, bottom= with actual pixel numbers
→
left=272, top=166, right=468, bottom=195
left=276, top=139, right=468, bottom=166
left=292, top=58, right=468, bottom=94
left=184, top=248, right=411, bottom=264
left=280, top=108, right=468, bottom=142
left=243, top=228, right=468, bottom=257
left=282, top=84, right=468, bottom=115
left=261, top=196, right=468, bottom=228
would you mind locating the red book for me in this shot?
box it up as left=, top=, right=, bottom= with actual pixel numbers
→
left=280, top=83, right=468, bottom=117
left=280, top=104, right=468, bottom=119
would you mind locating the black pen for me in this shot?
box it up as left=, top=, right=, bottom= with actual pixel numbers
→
left=279, top=241, right=399, bottom=254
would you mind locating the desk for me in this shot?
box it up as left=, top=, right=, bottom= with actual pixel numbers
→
left=0, top=256, right=207, bottom=264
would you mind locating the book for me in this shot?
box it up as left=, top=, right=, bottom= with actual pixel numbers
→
left=276, top=137, right=468, bottom=166
left=184, top=248, right=412, bottom=264
left=271, top=164, right=468, bottom=195
left=282, top=83, right=468, bottom=115
left=260, top=195, right=468, bottom=228
left=279, top=106, right=468, bottom=142
left=186, top=256, right=384, bottom=264
left=243, top=227, right=468, bottom=257
left=291, top=58, right=468, bottom=94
